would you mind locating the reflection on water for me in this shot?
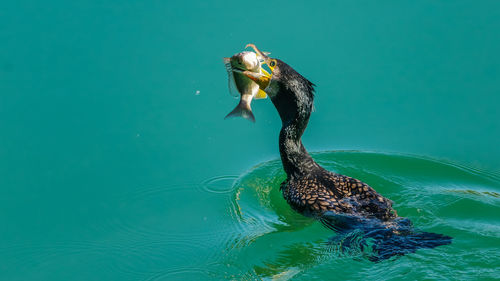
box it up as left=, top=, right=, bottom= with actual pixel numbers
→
left=1, top=151, right=499, bottom=280
left=219, top=151, right=500, bottom=280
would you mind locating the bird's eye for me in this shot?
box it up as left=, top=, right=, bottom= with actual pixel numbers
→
left=270, top=60, right=276, bottom=67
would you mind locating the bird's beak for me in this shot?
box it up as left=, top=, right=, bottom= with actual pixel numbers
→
left=244, top=43, right=273, bottom=90
left=237, top=69, right=271, bottom=90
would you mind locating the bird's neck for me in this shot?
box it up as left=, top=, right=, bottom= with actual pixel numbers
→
left=272, top=91, right=317, bottom=179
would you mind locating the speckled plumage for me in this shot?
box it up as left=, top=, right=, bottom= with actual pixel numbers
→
left=281, top=170, right=397, bottom=221
left=266, top=59, right=397, bottom=221
left=256, top=54, right=451, bottom=260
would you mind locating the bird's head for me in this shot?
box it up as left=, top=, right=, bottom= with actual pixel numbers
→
left=245, top=44, right=314, bottom=100
left=246, top=44, right=314, bottom=99
left=244, top=44, right=315, bottom=123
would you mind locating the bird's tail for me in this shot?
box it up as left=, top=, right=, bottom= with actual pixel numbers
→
left=321, top=213, right=452, bottom=262
left=366, top=228, right=452, bottom=262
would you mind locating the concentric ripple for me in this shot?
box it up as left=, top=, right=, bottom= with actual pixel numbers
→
left=2, top=151, right=498, bottom=280
left=216, top=151, right=500, bottom=280
left=200, top=175, right=239, bottom=194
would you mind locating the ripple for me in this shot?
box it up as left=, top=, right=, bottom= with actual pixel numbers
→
left=108, top=182, right=241, bottom=241
left=200, top=175, right=239, bottom=194
left=143, top=264, right=217, bottom=281
left=3, top=151, right=498, bottom=281
left=217, top=151, right=500, bottom=280
left=447, top=189, right=500, bottom=199
left=0, top=182, right=242, bottom=280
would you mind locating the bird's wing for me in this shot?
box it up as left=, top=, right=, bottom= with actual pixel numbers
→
left=323, top=173, right=396, bottom=220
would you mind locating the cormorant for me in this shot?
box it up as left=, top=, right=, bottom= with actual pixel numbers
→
left=239, top=44, right=452, bottom=260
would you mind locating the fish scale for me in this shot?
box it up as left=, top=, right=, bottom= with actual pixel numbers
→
left=223, top=50, right=269, bottom=122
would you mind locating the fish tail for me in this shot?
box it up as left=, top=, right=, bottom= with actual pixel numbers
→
left=224, top=100, right=255, bottom=122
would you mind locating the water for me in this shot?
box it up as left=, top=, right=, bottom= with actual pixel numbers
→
left=1, top=1, right=500, bottom=280
left=221, top=152, right=500, bottom=279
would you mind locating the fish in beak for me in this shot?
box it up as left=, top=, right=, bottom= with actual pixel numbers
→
left=222, top=44, right=276, bottom=122
left=237, top=44, right=276, bottom=91
left=223, top=51, right=267, bottom=122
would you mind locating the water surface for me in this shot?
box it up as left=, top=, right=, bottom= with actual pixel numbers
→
left=217, top=151, right=500, bottom=280
left=1, top=1, right=500, bottom=280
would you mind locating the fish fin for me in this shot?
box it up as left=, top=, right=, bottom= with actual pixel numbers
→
left=254, top=89, right=267, bottom=99
left=223, top=57, right=239, bottom=97
left=224, top=101, right=255, bottom=122
left=227, top=74, right=238, bottom=97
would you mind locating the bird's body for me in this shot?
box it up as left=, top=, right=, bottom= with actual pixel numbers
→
left=264, top=58, right=397, bottom=221
left=282, top=169, right=397, bottom=221
left=237, top=45, right=451, bottom=260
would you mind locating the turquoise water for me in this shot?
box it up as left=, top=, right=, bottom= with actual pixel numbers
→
left=1, top=1, right=500, bottom=280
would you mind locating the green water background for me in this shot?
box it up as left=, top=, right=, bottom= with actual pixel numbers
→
left=1, top=1, right=499, bottom=280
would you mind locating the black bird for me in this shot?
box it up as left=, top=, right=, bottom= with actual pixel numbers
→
left=239, top=44, right=452, bottom=261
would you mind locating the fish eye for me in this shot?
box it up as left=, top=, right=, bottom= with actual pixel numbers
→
left=270, top=60, right=276, bottom=67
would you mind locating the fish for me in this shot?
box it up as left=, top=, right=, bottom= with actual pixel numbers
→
left=223, top=50, right=271, bottom=122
